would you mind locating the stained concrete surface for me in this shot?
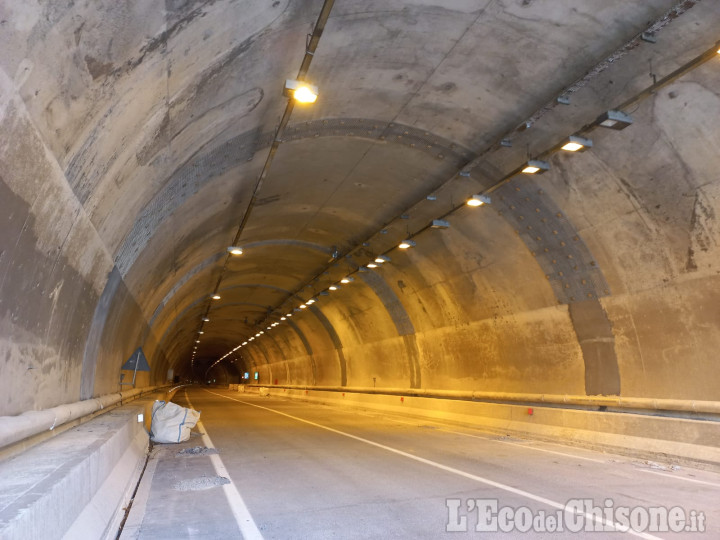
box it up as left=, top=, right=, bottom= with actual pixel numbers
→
left=123, top=389, right=720, bottom=539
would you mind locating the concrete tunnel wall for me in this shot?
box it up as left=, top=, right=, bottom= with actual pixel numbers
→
left=1, top=0, right=720, bottom=418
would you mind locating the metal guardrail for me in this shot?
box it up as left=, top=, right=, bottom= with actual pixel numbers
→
left=245, top=384, right=720, bottom=415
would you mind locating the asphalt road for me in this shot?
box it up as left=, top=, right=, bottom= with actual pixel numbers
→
left=121, top=387, right=720, bottom=539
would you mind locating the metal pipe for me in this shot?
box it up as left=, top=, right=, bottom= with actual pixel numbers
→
left=0, top=385, right=169, bottom=450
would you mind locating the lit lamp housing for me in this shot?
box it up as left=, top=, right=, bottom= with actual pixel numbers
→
left=374, top=255, right=391, bottom=264
left=227, top=246, right=243, bottom=255
left=398, top=239, right=416, bottom=249
left=561, top=135, right=593, bottom=152
left=521, top=160, right=550, bottom=175
left=596, top=110, right=633, bottom=130
left=467, top=194, right=491, bottom=207
left=340, top=276, right=355, bottom=284
left=284, top=79, right=318, bottom=103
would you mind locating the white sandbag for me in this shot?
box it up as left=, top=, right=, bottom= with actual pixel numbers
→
left=150, top=400, right=200, bottom=443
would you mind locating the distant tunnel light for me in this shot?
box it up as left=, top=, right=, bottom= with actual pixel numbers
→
left=521, top=160, right=550, bottom=175
left=195, top=340, right=200, bottom=343
left=211, top=294, right=221, bottom=300
left=340, top=276, right=355, bottom=284
left=596, top=110, right=633, bottom=130
left=467, top=194, right=491, bottom=207
left=286, top=313, right=293, bottom=317
left=374, top=255, right=391, bottom=264
left=561, top=135, right=593, bottom=152
left=227, top=246, right=243, bottom=255
left=328, top=285, right=338, bottom=291
left=202, top=317, right=210, bottom=322
left=306, top=298, right=316, bottom=304
left=366, top=262, right=378, bottom=268
left=284, top=79, right=318, bottom=103
left=299, top=304, right=307, bottom=309
left=398, top=240, right=416, bottom=249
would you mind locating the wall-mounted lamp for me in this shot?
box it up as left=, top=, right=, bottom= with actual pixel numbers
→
left=227, top=246, right=243, bottom=255
left=284, top=79, right=319, bottom=103
left=366, top=262, right=378, bottom=268
left=561, top=135, right=593, bottom=152
left=202, top=317, right=210, bottom=322
left=198, top=331, right=204, bottom=334
left=431, top=219, right=450, bottom=229
left=211, top=294, right=221, bottom=300
left=467, top=194, right=491, bottom=207
left=521, top=160, right=550, bottom=175
left=306, top=298, right=316, bottom=304
left=340, top=277, right=355, bottom=284
left=596, top=110, right=633, bottom=130
left=398, top=240, right=416, bottom=249
left=329, top=285, right=338, bottom=290
left=374, top=255, right=391, bottom=264
left=299, top=304, right=307, bottom=309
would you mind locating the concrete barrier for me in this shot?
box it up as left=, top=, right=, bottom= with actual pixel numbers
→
left=0, top=400, right=152, bottom=540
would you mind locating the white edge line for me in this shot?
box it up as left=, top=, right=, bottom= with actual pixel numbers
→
left=442, top=428, right=606, bottom=463
left=185, top=390, right=264, bottom=540
left=204, top=389, right=661, bottom=540
left=638, top=469, right=720, bottom=488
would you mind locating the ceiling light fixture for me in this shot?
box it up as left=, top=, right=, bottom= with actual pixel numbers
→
left=286, top=313, right=293, bottom=317
left=561, top=135, right=593, bottom=152
left=227, top=246, right=243, bottom=255
left=284, top=79, right=318, bottom=103
left=340, top=277, right=355, bottom=284
left=328, top=285, right=338, bottom=291
left=398, top=240, right=416, bottom=249
left=306, top=299, right=316, bottom=304
left=280, top=317, right=286, bottom=321
left=299, top=304, right=307, bottom=309
left=211, top=294, right=221, bottom=300
left=366, top=263, right=378, bottom=268
left=202, top=317, right=210, bottom=322
left=521, top=160, right=550, bottom=175
left=375, top=255, right=391, bottom=264
left=431, top=219, right=450, bottom=229
left=596, top=110, right=633, bottom=130
left=467, top=194, right=491, bottom=207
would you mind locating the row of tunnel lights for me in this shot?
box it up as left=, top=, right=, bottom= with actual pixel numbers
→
left=195, top=44, right=720, bottom=365
left=193, top=115, right=616, bottom=364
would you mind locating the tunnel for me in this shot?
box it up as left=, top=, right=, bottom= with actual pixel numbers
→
left=1, top=1, right=719, bottom=538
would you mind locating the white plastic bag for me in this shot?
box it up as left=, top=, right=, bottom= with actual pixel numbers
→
left=150, top=400, right=200, bottom=443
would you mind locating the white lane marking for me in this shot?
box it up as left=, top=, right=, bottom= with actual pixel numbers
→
left=185, top=391, right=263, bottom=540
left=639, top=469, right=720, bottom=488
left=309, top=400, right=606, bottom=463
left=442, top=428, right=606, bottom=463
left=205, top=389, right=659, bottom=539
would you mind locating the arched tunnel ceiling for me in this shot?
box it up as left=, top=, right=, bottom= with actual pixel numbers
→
left=2, top=0, right=720, bottom=394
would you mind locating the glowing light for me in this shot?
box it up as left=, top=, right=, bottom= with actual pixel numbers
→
left=211, top=294, right=221, bottom=300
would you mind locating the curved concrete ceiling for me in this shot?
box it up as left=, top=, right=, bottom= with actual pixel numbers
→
left=1, top=0, right=719, bottom=415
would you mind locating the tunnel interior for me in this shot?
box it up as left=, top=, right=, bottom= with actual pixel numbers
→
left=1, top=0, right=720, bottom=420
